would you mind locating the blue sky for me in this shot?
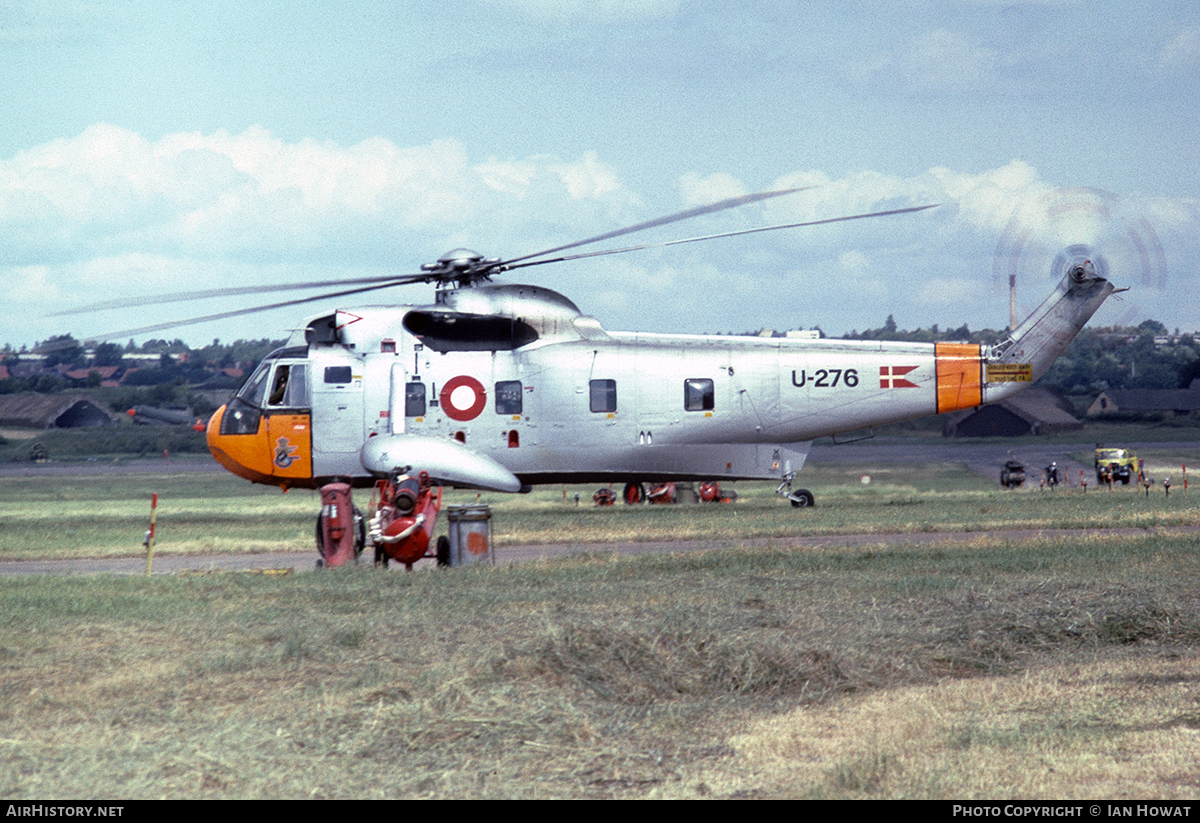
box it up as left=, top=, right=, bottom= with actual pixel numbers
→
left=3, top=0, right=1198, bottom=349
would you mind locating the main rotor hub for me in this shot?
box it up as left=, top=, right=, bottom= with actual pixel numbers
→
left=431, top=248, right=485, bottom=270
left=422, top=248, right=504, bottom=287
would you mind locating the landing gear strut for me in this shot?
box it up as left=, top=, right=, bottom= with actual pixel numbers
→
left=776, top=471, right=815, bottom=508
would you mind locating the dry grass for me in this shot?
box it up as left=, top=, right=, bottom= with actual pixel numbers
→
left=2, top=528, right=1199, bottom=799
left=732, top=655, right=1200, bottom=799
left=3, top=451, right=1199, bottom=798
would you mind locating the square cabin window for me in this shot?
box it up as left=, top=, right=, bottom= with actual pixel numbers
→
left=684, top=378, right=714, bottom=411
left=495, top=380, right=523, bottom=415
left=589, top=379, right=617, bottom=413
left=405, top=382, right=426, bottom=417
left=324, top=366, right=353, bottom=384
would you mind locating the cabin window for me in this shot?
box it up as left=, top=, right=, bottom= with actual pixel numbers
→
left=324, top=366, right=353, bottom=384
left=405, top=382, right=426, bottom=417
left=495, top=380, right=523, bottom=415
left=590, top=379, right=617, bottom=413
left=267, top=364, right=310, bottom=408
left=684, top=378, right=714, bottom=411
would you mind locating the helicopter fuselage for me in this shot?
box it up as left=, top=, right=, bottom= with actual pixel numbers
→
left=205, top=266, right=1112, bottom=494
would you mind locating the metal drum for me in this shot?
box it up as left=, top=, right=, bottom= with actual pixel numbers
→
left=444, top=504, right=493, bottom=567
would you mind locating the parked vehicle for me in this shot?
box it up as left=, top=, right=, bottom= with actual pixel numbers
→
left=1095, top=445, right=1138, bottom=485
left=1000, top=459, right=1026, bottom=488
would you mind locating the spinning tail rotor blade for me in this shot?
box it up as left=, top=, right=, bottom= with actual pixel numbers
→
left=994, top=187, right=1165, bottom=328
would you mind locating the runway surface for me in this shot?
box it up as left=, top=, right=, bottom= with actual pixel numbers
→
left=2, top=525, right=1196, bottom=577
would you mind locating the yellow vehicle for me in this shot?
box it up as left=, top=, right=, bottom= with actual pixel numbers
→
left=1095, top=446, right=1138, bottom=485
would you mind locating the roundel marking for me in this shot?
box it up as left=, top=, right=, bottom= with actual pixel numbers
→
left=440, top=375, right=487, bottom=421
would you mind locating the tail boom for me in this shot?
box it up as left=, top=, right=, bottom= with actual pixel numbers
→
left=982, top=262, right=1114, bottom=405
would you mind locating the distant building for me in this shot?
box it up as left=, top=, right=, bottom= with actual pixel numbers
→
left=1086, top=386, right=1200, bottom=417
left=0, top=394, right=115, bottom=429
left=63, top=365, right=125, bottom=387
left=942, top=386, right=1082, bottom=437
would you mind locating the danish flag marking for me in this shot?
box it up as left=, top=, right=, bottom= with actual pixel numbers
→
left=880, top=365, right=919, bottom=389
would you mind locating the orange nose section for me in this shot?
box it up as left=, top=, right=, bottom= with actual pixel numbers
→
left=206, top=405, right=270, bottom=484
left=206, top=405, right=314, bottom=488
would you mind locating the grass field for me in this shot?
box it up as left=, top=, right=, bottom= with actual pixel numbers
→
left=1, top=452, right=1199, bottom=798
left=2, top=446, right=1199, bottom=561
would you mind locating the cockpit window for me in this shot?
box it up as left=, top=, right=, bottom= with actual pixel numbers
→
left=235, top=360, right=272, bottom=407
left=268, top=364, right=310, bottom=408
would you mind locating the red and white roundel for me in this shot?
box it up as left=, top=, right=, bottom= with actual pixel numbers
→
left=440, top=375, right=487, bottom=421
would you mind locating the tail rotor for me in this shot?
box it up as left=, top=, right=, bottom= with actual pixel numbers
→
left=994, top=187, right=1166, bottom=329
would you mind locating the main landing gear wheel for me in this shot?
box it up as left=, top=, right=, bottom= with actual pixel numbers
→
left=436, top=535, right=451, bottom=567
left=789, top=489, right=815, bottom=508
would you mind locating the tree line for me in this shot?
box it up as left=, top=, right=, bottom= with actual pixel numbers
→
left=7, top=319, right=1200, bottom=404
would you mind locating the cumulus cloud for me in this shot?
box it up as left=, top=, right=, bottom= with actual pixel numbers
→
left=0, top=125, right=643, bottom=343
left=3, top=125, right=1196, bottom=347
left=677, top=171, right=748, bottom=206
left=0, top=124, right=634, bottom=264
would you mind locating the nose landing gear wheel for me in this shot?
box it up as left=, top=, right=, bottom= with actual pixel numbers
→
left=789, top=489, right=815, bottom=508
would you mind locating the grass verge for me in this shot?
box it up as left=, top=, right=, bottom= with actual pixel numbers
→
left=1, top=531, right=1198, bottom=799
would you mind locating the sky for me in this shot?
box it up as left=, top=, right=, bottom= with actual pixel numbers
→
left=3, top=0, right=1199, bottom=350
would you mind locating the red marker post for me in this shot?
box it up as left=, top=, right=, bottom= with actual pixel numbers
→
left=144, top=493, right=158, bottom=575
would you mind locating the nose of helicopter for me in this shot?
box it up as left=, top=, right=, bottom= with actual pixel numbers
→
left=206, top=403, right=315, bottom=489
left=205, top=404, right=276, bottom=485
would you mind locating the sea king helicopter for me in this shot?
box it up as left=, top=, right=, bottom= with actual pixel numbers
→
left=80, top=187, right=1117, bottom=568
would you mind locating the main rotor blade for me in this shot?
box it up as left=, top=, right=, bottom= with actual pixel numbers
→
left=500, top=186, right=812, bottom=268
left=90, top=279, right=420, bottom=341
left=50, top=272, right=430, bottom=317
left=504, top=203, right=941, bottom=271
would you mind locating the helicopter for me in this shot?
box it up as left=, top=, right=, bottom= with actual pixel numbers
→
left=72, top=187, right=1118, bottom=568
